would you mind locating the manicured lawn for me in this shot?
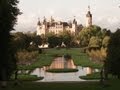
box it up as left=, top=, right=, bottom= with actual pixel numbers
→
left=46, top=68, right=78, bottom=73
left=18, top=54, right=54, bottom=70
left=80, top=72, right=101, bottom=80
left=2, top=79, right=120, bottom=90
left=45, top=48, right=102, bottom=68
left=80, top=72, right=113, bottom=80
left=8, top=48, right=120, bottom=90
left=18, top=48, right=102, bottom=70
left=11, top=74, right=43, bottom=81
left=73, top=55, right=102, bottom=69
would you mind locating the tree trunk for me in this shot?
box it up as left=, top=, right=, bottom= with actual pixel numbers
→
left=100, top=69, right=104, bottom=85
left=1, top=81, right=7, bottom=88
left=0, top=68, right=7, bottom=88
left=117, top=74, right=120, bottom=79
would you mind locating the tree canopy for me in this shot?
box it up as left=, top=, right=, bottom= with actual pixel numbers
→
left=78, top=25, right=102, bottom=47
left=107, top=29, right=120, bottom=78
left=78, top=25, right=111, bottom=48
left=0, top=0, right=20, bottom=87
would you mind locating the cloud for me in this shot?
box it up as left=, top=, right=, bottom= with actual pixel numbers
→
left=107, top=17, right=119, bottom=24
left=15, top=13, right=38, bottom=32
left=15, top=10, right=120, bottom=33
left=48, top=9, right=55, bottom=15
left=94, top=16, right=120, bottom=32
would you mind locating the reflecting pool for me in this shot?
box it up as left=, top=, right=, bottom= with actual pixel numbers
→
left=30, top=57, right=99, bottom=82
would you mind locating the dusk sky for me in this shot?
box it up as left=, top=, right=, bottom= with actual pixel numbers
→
left=15, top=0, right=120, bottom=32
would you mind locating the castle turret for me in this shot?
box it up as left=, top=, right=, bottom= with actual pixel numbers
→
left=36, top=18, right=41, bottom=35
left=36, top=17, right=47, bottom=35
left=50, top=16, right=55, bottom=23
left=37, top=18, right=41, bottom=26
left=72, top=16, right=77, bottom=34
left=43, top=16, right=47, bottom=24
left=73, top=16, right=77, bottom=25
left=42, top=16, right=47, bottom=35
left=86, top=6, right=92, bottom=27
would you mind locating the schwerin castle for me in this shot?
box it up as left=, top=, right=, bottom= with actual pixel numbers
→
left=36, top=6, right=92, bottom=35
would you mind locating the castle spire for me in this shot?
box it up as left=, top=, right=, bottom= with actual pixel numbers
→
left=73, top=16, right=77, bottom=24
left=86, top=6, right=92, bottom=27
left=50, top=16, right=54, bottom=23
left=37, top=17, right=41, bottom=25
left=88, top=5, right=90, bottom=11
left=43, top=16, right=47, bottom=24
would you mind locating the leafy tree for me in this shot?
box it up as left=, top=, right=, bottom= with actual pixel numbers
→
left=48, top=35, right=61, bottom=48
left=89, top=36, right=101, bottom=48
left=60, top=30, right=73, bottom=47
left=16, top=50, right=39, bottom=66
left=12, top=32, right=42, bottom=51
left=56, top=36, right=63, bottom=47
left=107, top=29, right=120, bottom=78
left=0, top=0, right=20, bottom=87
left=78, top=25, right=102, bottom=47
left=41, top=34, right=47, bottom=45
left=89, top=25, right=101, bottom=37
left=33, top=35, right=42, bottom=47
left=46, top=32, right=63, bottom=48
left=12, top=32, right=31, bottom=50
left=102, top=36, right=110, bottom=47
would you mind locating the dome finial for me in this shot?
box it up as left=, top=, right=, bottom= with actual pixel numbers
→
left=73, top=16, right=77, bottom=24
left=88, top=5, right=90, bottom=11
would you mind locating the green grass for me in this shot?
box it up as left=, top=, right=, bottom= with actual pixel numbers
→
left=44, top=48, right=102, bottom=69
left=11, top=74, right=43, bottom=81
left=73, top=55, right=102, bottom=69
left=80, top=72, right=113, bottom=80
left=18, top=48, right=102, bottom=70
left=1, top=79, right=120, bottom=90
left=46, top=68, right=78, bottom=73
left=18, top=54, right=54, bottom=70
left=80, top=72, right=101, bottom=80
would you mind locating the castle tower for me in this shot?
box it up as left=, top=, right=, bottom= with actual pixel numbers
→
left=36, top=18, right=42, bottom=35
left=43, top=16, right=47, bottom=24
left=71, top=16, right=77, bottom=34
left=86, top=6, right=92, bottom=27
left=50, top=16, right=55, bottom=23
left=36, top=17, right=47, bottom=36
left=42, top=16, right=47, bottom=35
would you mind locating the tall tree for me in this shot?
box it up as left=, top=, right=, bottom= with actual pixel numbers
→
left=78, top=25, right=102, bottom=47
left=89, top=36, right=101, bottom=48
left=12, top=32, right=31, bottom=50
left=60, top=30, right=73, bottom=47
left=107, top=29, right=120, bottom=78
left=0, top=0, right=20, bottom=87
left=33, top=35, right=42, bottom=47
left=47, top=35, right=61, bottom=48
left=102, top=36, right=110, bottom=48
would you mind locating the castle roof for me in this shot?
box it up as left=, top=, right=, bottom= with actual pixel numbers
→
left=46, top=21, right=69, bottom=27
left=73, top=18, right=77, bottom=24
left=37, top=20, right=41, bottom=25
left=86, top=11, right=92, bottom=17
left=86, top=6, right=92, bottom=17
left=62, top=22, right=69, bottom=27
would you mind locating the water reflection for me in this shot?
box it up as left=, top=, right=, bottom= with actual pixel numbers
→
left=30, top=66, right=99, bottom=82
left=30, top=57, right=99, bottom=82
left=49, top=57, right=76, bottom=69
left=86, top=67, right=99, bottom=75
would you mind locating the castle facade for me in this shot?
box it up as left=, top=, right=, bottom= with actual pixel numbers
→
left=37, top=6, right=92, bottom=36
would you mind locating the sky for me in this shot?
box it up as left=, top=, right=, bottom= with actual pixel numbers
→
left=15, top=0, right=120, bottom=32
